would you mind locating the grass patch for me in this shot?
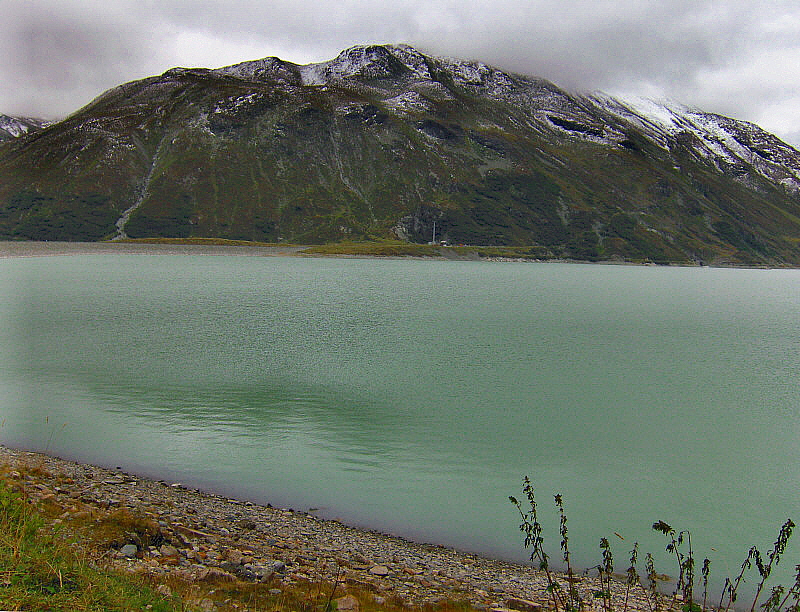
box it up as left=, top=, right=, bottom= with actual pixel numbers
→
left=302, top=240, right=443, bottom=257
left=461, top=245, right=555, bottom=259
left=302, top=241, right=555, bottom=259
left=0, top=478, right=178, bottom=611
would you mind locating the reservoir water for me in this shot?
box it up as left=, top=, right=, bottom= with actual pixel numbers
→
left=1, top=254, right=798, bottom=592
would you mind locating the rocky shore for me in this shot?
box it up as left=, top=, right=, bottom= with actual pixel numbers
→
left=0, top=445, right=663, bottom=611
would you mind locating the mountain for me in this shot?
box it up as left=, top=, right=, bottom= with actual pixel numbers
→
left=0, top=114, right=47, bottom=141
left=2, top=43, right=800, bottom=265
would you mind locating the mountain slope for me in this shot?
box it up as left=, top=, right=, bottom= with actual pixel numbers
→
left=2, top=44, right=800, bottom=265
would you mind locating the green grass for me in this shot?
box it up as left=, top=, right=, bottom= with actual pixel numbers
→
left=0, top=478, right=179, bottom=611
left=302, top=240, right=556, bottom=259
left=460, top=245, right=555, bottom=259
left=302, top=240, right=443, bottom=257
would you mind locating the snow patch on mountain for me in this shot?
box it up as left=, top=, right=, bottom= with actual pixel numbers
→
left=439, top=57, right=517, bottom=96
left=0, top=114, right=46, bottom=140
left=297, top=43, right=517, bottom=95
left=300, top=45, right=411, bottom=85
left=591, top=93, right=800, bottom=191
left=298, top=62, right=327, bottom=86
left=384, top=91, right=430, bottom=114
left=213, top=57, right=301, bottom=85
left=385, top=44, right=434, bottom=79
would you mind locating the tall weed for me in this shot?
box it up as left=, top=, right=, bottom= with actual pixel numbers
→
left=511, top=477, right=796, bottom=612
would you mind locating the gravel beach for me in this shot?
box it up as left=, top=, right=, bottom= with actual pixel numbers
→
left=0, top=240, right=309, bottom=258
left=0, top=445, right=663, bottom=611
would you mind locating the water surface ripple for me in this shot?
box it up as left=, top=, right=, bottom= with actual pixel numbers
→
left=2, top=255, right=798, bottom=590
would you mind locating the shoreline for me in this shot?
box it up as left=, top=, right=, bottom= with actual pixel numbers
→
left=0, top=240, right=792, bottom=268
left=0, top=444, right=657, bottom=610
left=0, top=240, right=310, bottom=258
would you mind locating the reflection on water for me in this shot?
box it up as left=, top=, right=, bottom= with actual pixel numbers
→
left=1, top=255, right=799, bottom=592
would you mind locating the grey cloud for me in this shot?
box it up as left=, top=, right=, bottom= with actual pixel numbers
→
left=0, top=0, right=798, bottom=145
left=0, top=2, right=169, bottom=116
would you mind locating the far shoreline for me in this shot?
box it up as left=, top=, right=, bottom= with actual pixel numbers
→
left=0, top=239, right=790, bottom=268
left=0, top=240, right=310, bottom=258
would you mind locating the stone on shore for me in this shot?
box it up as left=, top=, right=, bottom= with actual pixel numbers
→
left=120, top=544, right=138, bottom=558
left=159, top=544, right=180, bottom=558
left=335, top=594, right=360, bottom=611
left=506, top=597, right=544, bottom=612
left=198, top=567, right=236, bottom=582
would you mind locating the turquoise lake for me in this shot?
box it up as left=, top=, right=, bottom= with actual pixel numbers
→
left=1, top=254, right=798, bottom=592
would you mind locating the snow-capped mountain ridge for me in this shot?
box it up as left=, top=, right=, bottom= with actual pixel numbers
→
left=214, top=44, right=549, bottom=94
left=214, top=56, right=302, bottom=85
left=590, top=93, right=800, bottom=191
left=300, top=44, right=423, bottom=85
left=208, top=44, right=799, bottom=192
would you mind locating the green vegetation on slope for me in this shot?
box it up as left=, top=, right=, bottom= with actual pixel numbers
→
left=2, top=49, right=800, bottom=266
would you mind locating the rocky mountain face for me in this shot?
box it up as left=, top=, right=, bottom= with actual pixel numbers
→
left=0, top=114, right=46, bottom=141
left=2, top=44, right=800, bottom=265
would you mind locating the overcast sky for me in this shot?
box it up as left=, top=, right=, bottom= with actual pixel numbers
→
left=2, top=0, right=799, bottom=146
